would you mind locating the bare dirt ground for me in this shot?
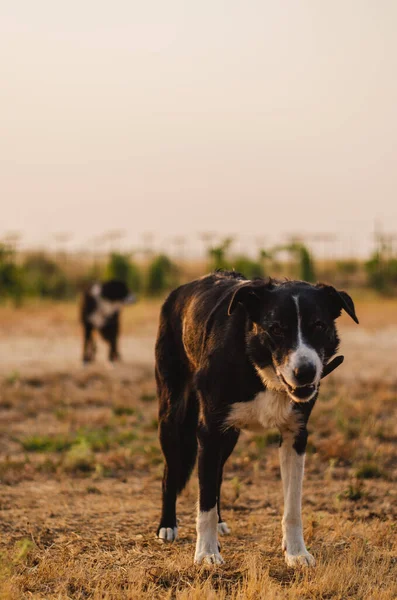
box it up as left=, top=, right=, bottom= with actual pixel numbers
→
left=0, top=298, right=396, bottom=599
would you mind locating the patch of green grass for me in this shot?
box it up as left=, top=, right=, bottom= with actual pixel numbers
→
left=20, top=435, right=73, bottom=453
left=0, top=458, right=29, bottom=479
left=374, top=426, right=393, bottom=442
left=112, top=405, right=135, bottom=416
left=77, top=428, right=112, bottom=452
left=355, top=462, right=384, bottom=480
left=77, top=428, right=137, bottom=452
left=141, top=444, right=162, bottom=465
left=116, top=431, right=137, bottom=445
left=24, top=377, right=44, bottom=388
left=87, top=485, right=101, bottom=494
left=37, top=458, right=58, bottom=474
left=306, top=440, right=317, bottom=455
left=63, top=440, right=95, bottom=473
left=13, top=539, right=35, bottom=564
left=143, top=418, right=158, bottom=432
left=5, top=370, right=20, bottom=385
left=253, top=430, right=280, bottom=450
left=336, top=413, right=362, bottom=440
left=21, top=427, right=138, bottom=455
left=54, top=408, right=69, bottom=421
left=337, top=481, right=365, bottom=501
left=140, top=392, right=156, bottom=403
left=230, top=476, right=242, bottom=500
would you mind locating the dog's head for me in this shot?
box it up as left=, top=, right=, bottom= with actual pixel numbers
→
left=95, top=280, right=137, bottom=305
left=228, top=279, right=358, bottom=403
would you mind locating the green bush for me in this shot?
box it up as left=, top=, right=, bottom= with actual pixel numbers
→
left=336, top=260, right=359, bottom=275
left=22, top=253, right=73, bottom=299
left=298, top=245, right=316, bottom=282
left=232, top=256, right=264, bottom=279
left=365, top=252, right=397, bottom=293
left=0, top=244, right=24, bottom=304
left=146, top=254, right=178, bottom=296
left=105, top=253, right=141, bottom=292
left=207, top=238, right=233, bottom=271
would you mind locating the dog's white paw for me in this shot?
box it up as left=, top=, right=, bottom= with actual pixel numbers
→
left=194, top=550, right=224, bottom=565
left=217, top=521, right=231, bottom=535
left=284, top=550, right=316, bottom=568
left=157, top=527, right=178, bottom=542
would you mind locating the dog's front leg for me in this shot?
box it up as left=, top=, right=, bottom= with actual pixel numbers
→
left=279, top=431, right=315, bottom=567
left=194, top=423, right=223, bottom=565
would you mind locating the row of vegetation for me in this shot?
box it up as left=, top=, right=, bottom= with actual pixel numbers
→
left=0, top=238, right=396, bottom=304
left=0, top=246, right=178, bottom=304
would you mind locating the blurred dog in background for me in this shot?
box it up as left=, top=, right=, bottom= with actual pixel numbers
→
left=81, top=279, right=136, bottom=364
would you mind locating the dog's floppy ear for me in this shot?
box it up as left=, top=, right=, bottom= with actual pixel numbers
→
left=227, top=280, right=272, bottom=322
left=318, top=284, right=359, bottom=324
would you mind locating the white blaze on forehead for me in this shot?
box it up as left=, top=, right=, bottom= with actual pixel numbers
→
left=276, top=295, right=322, bottom=392
left=293, top=296, right=303, bottom=347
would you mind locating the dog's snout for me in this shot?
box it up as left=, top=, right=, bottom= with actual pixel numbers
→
left=293, top=363, right=316, bottom=386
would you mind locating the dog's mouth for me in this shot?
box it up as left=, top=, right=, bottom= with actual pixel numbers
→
left=278, top=372, right=317, bottom=403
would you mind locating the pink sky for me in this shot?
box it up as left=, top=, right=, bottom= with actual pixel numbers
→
left=1, top=1, right=397, bottom=256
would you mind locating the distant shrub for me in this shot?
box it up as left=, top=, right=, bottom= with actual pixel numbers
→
left=298, top=245, right=316, bottom=282
left=146, top=254, right=178, bottom=296
left=336, top=260, right=359, bottom=275
left=232, top=256, right=264, bottom=279
left=207, top=238, right=233, bottom=271
left=105, top=252, right=141, bottom=292
left=365, top=251, right=397, bottom=293
left=0, top=244, right=24, bottom=304
left=22, top=253, right=73, bottom=299
left=278, top=242, right=316, bottom=282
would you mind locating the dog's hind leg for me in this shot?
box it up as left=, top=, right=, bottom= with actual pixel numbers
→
left=217, top=428, right=239, bottom=536
left=179, top=389, right=199, bottom=492
left=83, top=323, right=95, bottom=364
left=100, top=315, right=120, bottom=362
left=157, top=417, right=181, bottom=542
left=156, top=372, right=198, bottom=542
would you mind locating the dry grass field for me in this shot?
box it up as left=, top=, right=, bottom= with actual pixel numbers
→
left=0, top=296, right=396, bottom=599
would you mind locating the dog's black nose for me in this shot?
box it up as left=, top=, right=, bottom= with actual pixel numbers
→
left=293, top=364, right=316, bottom=385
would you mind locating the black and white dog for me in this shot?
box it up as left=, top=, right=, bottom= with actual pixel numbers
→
left=155, top=270, right=358, bottom=566
left=81, top=279, right=136, bottom=364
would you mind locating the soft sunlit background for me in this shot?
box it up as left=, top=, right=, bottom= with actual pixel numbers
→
left=2, top=1, right=397, bottom=255
left=0, top=3, right=396, bottom=599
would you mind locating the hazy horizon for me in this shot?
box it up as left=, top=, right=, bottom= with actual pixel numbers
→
left=2, top=1, right=397, bottom=257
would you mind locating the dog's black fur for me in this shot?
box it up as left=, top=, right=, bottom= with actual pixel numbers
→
left=155, top=270, right=358, bottom=564
left=80, top=279, right=136, bottom=364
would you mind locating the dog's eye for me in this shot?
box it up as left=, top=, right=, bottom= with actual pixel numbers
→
left=269, top=324, right=284, bottom=337
left=314, top=321, right=326, bottom=332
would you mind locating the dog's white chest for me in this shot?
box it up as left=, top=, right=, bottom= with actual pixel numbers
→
left=89, top=310, right=106, bottom=329
left=88, top=299, right=120, bottom=329
left=226, top=390, right=295, bottom=432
